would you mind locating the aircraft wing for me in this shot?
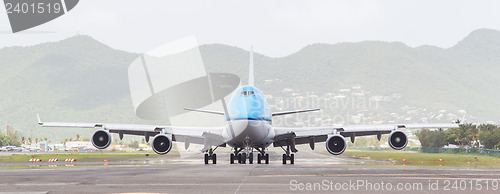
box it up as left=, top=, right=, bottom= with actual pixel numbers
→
left=273, top=123, right=459, bottom=146
left=37, top=114, right=225, bottom=149
left=272, top=108, right=320, bottom=116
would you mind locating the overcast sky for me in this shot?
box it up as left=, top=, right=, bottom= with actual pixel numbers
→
left=1, top=0, right=499, bottom=57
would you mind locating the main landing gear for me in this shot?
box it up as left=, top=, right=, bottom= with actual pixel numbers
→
left=281, top=144, right=296, bottom=164
left=230, top=148, right=247, bottom=164
left=282, top=153, right=294, bottom=164
left=256, top=147, right=269, bottom=164
left=204, top=147, right=217, bottom=164
left=230, top=147, right=269, bottom=164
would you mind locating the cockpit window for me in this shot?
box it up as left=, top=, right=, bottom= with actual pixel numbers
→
left=240, top=91, right=255, bottom=96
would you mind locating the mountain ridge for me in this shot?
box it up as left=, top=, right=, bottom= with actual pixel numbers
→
left=1, top=28, right=499, bottom=141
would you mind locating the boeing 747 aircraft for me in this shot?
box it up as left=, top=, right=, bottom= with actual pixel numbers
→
left=38, top=50, right=459, bottom=164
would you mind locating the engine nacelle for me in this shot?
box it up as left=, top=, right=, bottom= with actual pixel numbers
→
left=91, top=129, right=111, bottom=149
left=388, top=130, right=408, bottom=150
left=151, top=134, right=172, bottom=155
left=326, top=135, right=346, bottom=155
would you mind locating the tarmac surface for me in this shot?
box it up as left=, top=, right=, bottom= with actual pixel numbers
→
left=1, top=150, right=500, bottom=193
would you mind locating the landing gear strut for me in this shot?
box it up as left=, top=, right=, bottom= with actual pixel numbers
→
left=256, top=147, right=269, bottom=164
left=281, top=143, right=296, bottom=164
left=282, top=153, right=294, bottom=164
left=230, top=148, right=242, bottom=164
left=204, top=147, right=217, bottom=164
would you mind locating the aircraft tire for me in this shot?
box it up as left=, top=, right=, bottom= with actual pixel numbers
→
left=241, top=154, right=246, bottom=164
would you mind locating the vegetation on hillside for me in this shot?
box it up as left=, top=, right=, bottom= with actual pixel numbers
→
left=416, top=124, right=500, bottom=149
left=1, top=29, right=500, bottom=142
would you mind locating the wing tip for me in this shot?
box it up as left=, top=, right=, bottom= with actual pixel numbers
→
left=36, top=113, right=43, bottom=125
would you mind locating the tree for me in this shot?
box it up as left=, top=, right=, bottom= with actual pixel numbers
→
left=478, top=124, right=497, bottom=132
left=478, top=124, right=500, bottom=149
left=445, top=124, right=478, bottom=147
left=416, top=128, right=447, bottom=148
left=0, top=128, right=21, bottom=147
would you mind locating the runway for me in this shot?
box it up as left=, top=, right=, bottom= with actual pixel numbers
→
left=1, top=150, right=500, bottom=193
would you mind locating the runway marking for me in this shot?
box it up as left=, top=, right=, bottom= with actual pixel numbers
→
left=0, top=168, right=56, bottom=172
left=234, top=165, right=259, bottom=194
left=254, top=173, right=500, bottom=178
left=0, top=192, right=48, bottom=194
left=95, top=183, right=289, bottom=186
left=234, top=176, right=249, bottom=194
left=13, top=183, right=79, bottom=186
left=391, top=177, right=500, bottom=181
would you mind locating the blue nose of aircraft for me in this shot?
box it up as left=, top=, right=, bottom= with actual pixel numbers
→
left=228, top=86, right=271, bottom=121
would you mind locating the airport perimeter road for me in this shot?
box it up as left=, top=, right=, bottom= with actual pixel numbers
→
left=1, top=151, right=500, bottom=193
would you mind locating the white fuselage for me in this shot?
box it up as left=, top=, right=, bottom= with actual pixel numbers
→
left=222, top=120, right=275, bottom=148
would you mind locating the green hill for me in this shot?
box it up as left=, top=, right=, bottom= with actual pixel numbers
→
left=1, top=29, right=500, bottom=142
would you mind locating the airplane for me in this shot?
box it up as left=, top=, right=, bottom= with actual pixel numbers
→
left=37, top=49, right=459, bottom=164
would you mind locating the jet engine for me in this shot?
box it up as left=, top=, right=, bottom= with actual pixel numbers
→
left=326, top=135, right=346, bottom=155
left=91, top=129, right=111, bottom=149
left=388, top=130, right=408, bottom=150
left=151, top=134, right=172, bottom=155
